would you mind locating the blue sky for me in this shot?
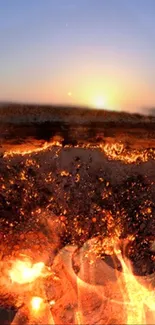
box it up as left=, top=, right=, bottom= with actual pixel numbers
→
left=0, top=0, right=155, bottom=111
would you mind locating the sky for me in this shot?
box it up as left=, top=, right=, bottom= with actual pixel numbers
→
left=0, top=0, right=155, bottom=112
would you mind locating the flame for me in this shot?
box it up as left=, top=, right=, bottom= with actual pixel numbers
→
left=30, top=297, right=55, bottom=324
left=31, top=296, right=43, bottom=312
left=3, top=138, right=155, bottom=164
left=3, top=140, right=62, bottom=157
left=11, top=297, right=55, bottom=324
left=75, top=311, right=83, bottom=325
left=4, top=242, right=154, bottom=324
left=31, top=299, right=55, bottom=325
left=102, top=142, right=149, bottom=164
left=116, top=248, right=155, bottom=324
left=9, top=258, right=45, bottom=284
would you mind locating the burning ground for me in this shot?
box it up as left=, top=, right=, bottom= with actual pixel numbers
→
left=0, top=144, right=155, bottom=275
left=0, top=105, right=155, bottom=324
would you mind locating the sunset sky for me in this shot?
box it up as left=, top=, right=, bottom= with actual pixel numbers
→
left=0, top=0, right=155, bottom=112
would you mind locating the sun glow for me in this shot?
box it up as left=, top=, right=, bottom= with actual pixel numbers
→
left=93, top=96, right=106, bottom=109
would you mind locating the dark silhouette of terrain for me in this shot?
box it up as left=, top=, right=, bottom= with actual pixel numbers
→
left=1, top=103, right=155, bottom=149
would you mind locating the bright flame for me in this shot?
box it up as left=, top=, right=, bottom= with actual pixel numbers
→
left=101, top=142, right=150, bottom=164
left=3, top=140, right=62, bottom=157
left=30, top=297, right=55, bottom=324
left=31, top=296, right=43, bottom=312
left=116, top=248, right=155, bottom=324
left=75, top=311, right=83, bottom=325
left=3, top=138, right=155, bottom=164
left=9, top=258, right=45, bottom=284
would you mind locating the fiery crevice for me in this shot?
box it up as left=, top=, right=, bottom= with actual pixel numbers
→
left=0, top=138, right=154, bottom=324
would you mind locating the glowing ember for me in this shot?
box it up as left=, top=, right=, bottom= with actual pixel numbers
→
left=31, top=296, right=43, bottom=312
left=9, top=258, right=45, bottom=284
left=49, top=300, right=56, bottom=306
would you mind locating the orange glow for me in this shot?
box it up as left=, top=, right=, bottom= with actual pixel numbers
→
left=75, top=311, right=83, bottom=325
left=49, top=300, right=56, bottom=306
left=9, top=258, right=45, bottom=284
left=100, top=142, right=151, bottom=164
left=115, top=247, right=155, bottom=324
left=3, top=140, right=62, bottom=157
left=30, top=297, right=55, bottom=324
left=31, top=296, right=43, bottom=312
left=3, top=139, right=155, bottom=164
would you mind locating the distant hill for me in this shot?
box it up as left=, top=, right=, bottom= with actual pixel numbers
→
left=149, top=108, right=155, bottom=116
left=0, top=102, right=155, bottom=126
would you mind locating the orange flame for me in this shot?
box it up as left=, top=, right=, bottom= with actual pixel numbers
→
left=3, top=139, right=155, bottom=164
left=31, top=296, right=43, bottom=312
left=29, top=297, right=55, bottom=324
left=101, top=142, right=149, bottom=164
left=115, top=247, right=155, bottom=324
left=7, top=243, right=154, bottom=324
left=3, top=140, right=62, bottom=157
left=9, top=258, right=45, bottom=284
left=11, top=297, right=55, bottom=324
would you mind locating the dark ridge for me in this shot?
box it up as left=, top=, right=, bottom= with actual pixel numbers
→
left=1, top=103, right=155, bottom=146
left=0, top=102, right=154, bottom=125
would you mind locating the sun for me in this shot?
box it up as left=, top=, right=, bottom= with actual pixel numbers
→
left=93, top=96, right=105, bottom=109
